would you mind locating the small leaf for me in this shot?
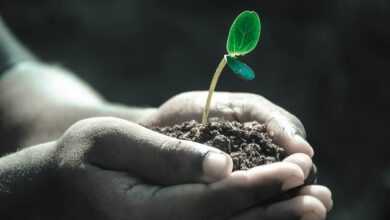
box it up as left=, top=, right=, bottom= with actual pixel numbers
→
left=226, top=55, right=255, bottom=80
left=226, top=11, right=261, bottom=57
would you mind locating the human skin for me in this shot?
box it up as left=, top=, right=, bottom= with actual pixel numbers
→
left=0, top=17, right=332, bottom=220
left=0, top=63, right=332, bottom=220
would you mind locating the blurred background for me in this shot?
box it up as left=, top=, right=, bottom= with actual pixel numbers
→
left=1, top=0, right=389, bottom=219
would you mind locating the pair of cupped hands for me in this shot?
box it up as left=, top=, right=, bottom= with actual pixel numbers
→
left=50, top=91, right=332, bottom=220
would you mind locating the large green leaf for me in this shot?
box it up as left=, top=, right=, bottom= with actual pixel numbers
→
left=226, top=11, right=261, bottom=57
left=226, top=55, right=255, bottom=80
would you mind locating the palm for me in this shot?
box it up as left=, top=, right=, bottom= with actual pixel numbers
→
left=142, top=91, right=312, bottom=157
left=62, top=162, right=318, bottom=220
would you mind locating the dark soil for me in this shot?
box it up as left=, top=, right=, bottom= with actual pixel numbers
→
left=151, top=118, right=286, bottom=171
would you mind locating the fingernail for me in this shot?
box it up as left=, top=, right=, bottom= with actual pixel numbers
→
left=294, top=135, right=314, bottom=157
left=282, top=175, right=304, bottom=191
left=301, top=213, right=322, bottom=220
left=202, top=152, right=233, bottom=182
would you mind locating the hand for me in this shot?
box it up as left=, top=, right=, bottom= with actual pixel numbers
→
left=53, top=117, right=331, bottom=220
left=0, top=62, right=156, bottom=152
left=143, top=91, right=313, bottom=157
left=140, top=91, right=332, bottom=218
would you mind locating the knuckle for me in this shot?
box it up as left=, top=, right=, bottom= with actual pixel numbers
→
left=157, top=139, right=184, bottom=171
left=55, top=117, right=125, bottom=168
left=160, top=137, right=182, bottom=151
left=161, top=138, right=191, bottom=162
left=159, top=139, right=204, bottom=181
left=307, top=185, right=332, bottom=199
left=286, top=153, right=313, bottom=166
left=280, top=162, right=305, bottom=180
left=230, top=170, right=251, bottom=186
left=300, top=195, right=327, bottom=219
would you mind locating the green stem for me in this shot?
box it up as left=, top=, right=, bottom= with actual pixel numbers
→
left=201, top=55, right=227, bottom=124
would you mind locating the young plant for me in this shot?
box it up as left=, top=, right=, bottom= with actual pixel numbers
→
left=201, top=10, right=262, bottom=124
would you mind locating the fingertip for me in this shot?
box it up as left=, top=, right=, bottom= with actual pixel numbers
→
left=299, top=185, right=333, bottom=211
left=283, top=153, right=313, bottom=179
left=279, top=162, right=305, bottom=191
left=202, top=151, right=233, bottom=183
left=299, top=196, right=327, bottom=220
left=264, top=195, right=327, bottom=220
left=293, top=135, right=314, bottom=157
left=245, top=162, right=305, bottom=191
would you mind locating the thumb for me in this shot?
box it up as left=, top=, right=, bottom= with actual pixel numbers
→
left=73, top=117, right=233, bottom=185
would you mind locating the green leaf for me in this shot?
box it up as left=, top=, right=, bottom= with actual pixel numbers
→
left=226, top=55, right=255, bottom=80
left=226, top=11, right=261, bottom=57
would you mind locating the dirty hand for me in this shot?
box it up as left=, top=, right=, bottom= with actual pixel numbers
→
left=143, top=91, right=314, bottom=157
left=53, top=117, right=331, bottom=220
left=140, top=91, right=332, bottom=218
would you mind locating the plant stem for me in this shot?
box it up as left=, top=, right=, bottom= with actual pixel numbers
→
left=201, top=55, right=227, bottom=124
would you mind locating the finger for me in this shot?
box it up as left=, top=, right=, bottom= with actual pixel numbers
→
left=230, top=195, right=327, bottom=220
left=154, top=162, right=306, bottom=218
left=265, top=112, right=313, bottom=157
left=298, top=185, right=333, bottom=211
left=255, top=153, right=314, bottom=205
left=216, top=92, right=314, bottom=156
left=305, top=163, right=318, bottom=185
left=216, top=92, right=312, bottom=157
left=283, top=153, right=313, bottom=179
left=144, top=91, right=313, bottom=157
left=84, top=160, right=305, bottom=219
left=240, top=93, right=307, bottom=138
left=67, top=117, right=233, bottom=185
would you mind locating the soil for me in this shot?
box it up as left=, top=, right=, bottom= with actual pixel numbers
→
left=151, top=118, right=287, bottom=171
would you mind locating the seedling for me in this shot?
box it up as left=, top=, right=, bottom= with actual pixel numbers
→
left=201, top=10, right=261, bottom=124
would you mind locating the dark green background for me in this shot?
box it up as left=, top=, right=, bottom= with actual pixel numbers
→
left=1, top=0, right=389, bottom=219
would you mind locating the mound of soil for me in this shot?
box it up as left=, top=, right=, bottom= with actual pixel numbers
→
left=151, top=118, right=286, bottom=171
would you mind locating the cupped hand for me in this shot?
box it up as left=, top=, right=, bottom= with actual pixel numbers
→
left=142, top=91, right=314, bottom=157
left=53, top=117, right=331, bottom=220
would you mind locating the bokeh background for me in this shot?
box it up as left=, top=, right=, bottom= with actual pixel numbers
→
left=1, top=0, right=389, bottom=219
